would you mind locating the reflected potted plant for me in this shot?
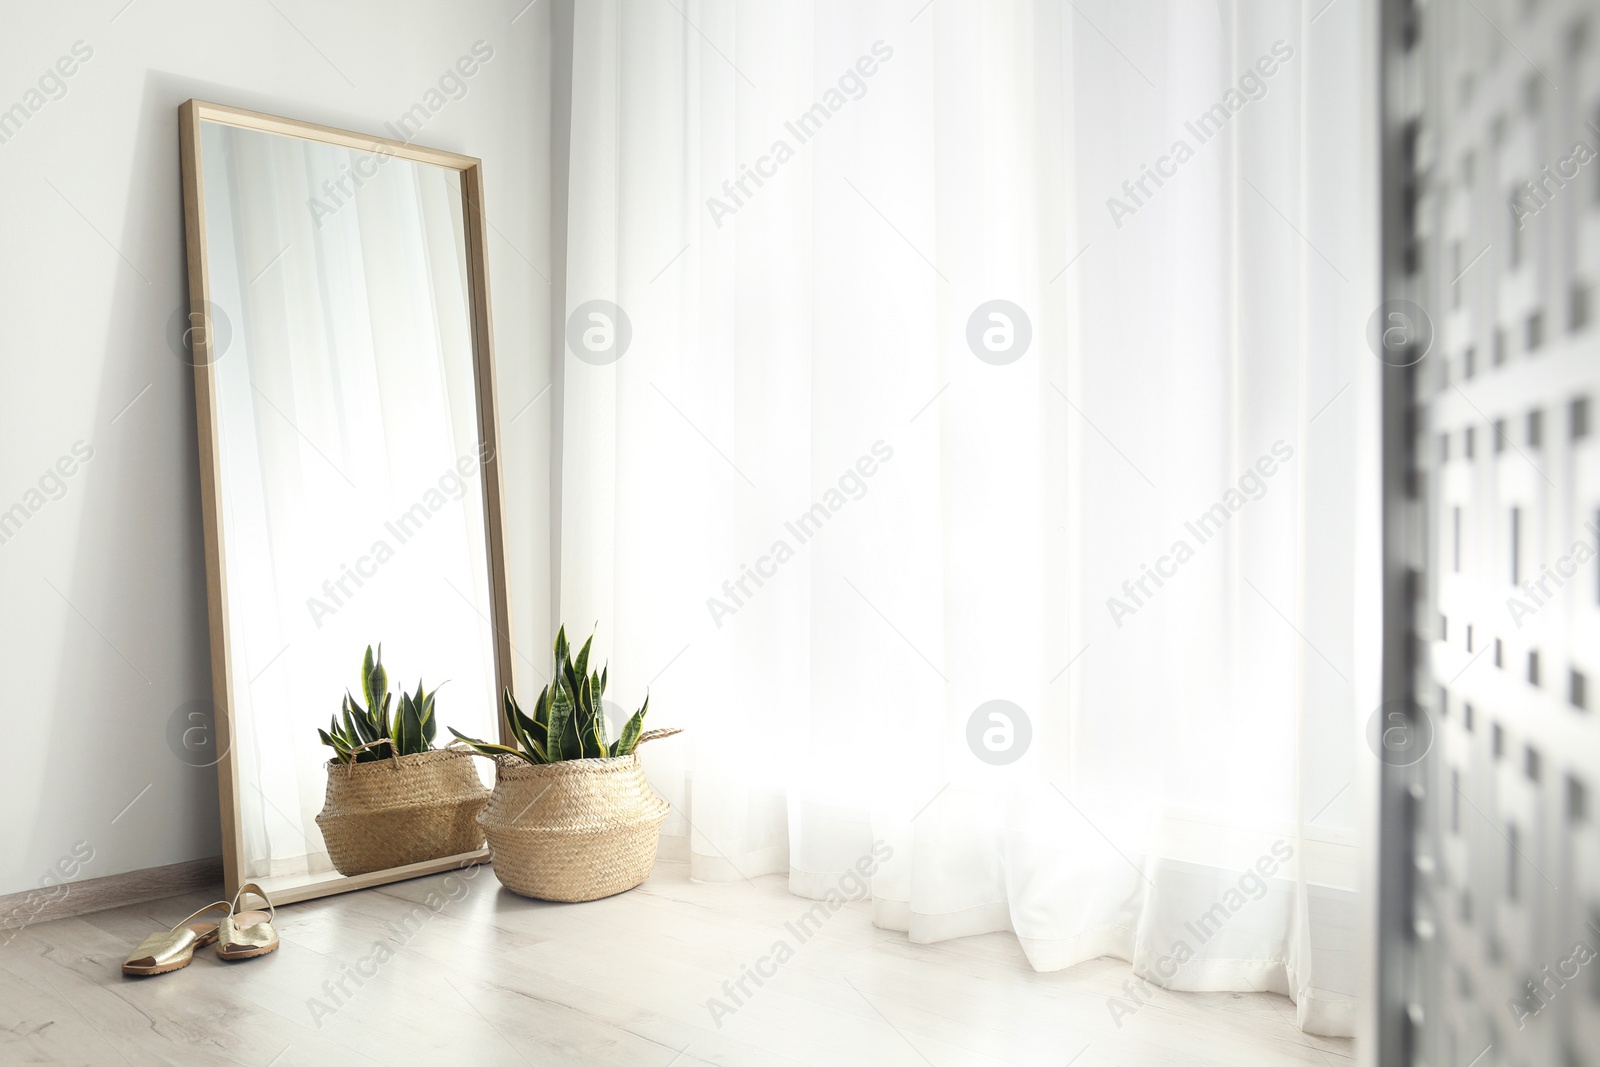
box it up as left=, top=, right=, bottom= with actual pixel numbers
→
left=451, top=626, right=679, bottom=902
left=314, top=646, right=490, bottom=877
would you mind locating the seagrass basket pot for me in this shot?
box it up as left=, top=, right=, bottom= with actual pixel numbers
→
left=479, top=728, right=680, bottom=902
left=316, top=746, right=491, bottom=877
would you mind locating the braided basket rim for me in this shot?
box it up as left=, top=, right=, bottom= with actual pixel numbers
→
left=323, top=746, right=481, bottom=778
left=491, top=752, right=650, bottom=778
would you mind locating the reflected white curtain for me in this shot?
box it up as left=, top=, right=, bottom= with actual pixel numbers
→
left=557, top=0, right=1377, bottom=1036
left=203, top=125, right=501, bottom=880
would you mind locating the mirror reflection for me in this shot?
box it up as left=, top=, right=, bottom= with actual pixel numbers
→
left=197, top=118, right=500, bottom=889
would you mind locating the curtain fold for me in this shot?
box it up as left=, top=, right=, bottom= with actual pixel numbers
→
left=557, top=0, right=1376, bottom=1037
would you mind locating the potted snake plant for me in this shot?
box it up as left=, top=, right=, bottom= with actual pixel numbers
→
left=451, top=626, right=680, bottom=902
left=314, top=645, right=490, bottom=877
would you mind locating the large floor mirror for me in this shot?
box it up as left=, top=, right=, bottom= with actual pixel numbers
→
left=178, top=101, right=512, bottom=904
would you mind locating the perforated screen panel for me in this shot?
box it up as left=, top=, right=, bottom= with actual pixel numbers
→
left=1384, top=0, right=1600, bottom=1064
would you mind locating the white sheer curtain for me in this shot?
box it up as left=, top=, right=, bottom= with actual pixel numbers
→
left=557, top=0, right=1376, bottom=1036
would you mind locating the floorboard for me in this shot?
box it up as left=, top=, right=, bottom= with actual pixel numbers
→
left=0, top=860, right=1356, bottom=1066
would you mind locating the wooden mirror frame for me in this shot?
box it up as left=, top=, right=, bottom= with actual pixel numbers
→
left=177, top=100, right=514, bottom=904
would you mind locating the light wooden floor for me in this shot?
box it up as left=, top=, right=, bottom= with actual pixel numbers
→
left=0, top=860, right=1355, bottom=1066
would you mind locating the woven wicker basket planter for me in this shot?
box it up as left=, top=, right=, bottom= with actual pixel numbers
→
left=316, top=748, right=491, bottom=877
left=479, top=729, right=678, bottom=902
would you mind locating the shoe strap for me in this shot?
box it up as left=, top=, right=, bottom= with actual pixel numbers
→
left=171, top=899, right=232, bottom=931
left=230, top=881, right=276, bottom=923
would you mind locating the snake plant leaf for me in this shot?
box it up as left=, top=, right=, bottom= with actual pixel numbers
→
left=553, top=626, right=569, bottom=676
left=412, top=684, right=432, bottom=742
left=448, top=726, right=533, bottom=763
left=507, top=689, right=547, bottom=755
left=590, top=673, right=610, bottom=751
left=569, top=674, right=588, bottom=726
left=387, top=691, right=402, bottom=749
left=547, top=680, right=575, bottom=762
left=599, top=663, right=607, bottom=696
left=561, top=657, right=581, bottom=712
left=524, top=723, right=556, bottom=764
left=507, top=719, right=550, bottom=763
left=342, top=694, right=369, bottom=742
left=572, top=634, right=593, bottom=695
left=391, top=694, right=408, bottom=754
left=361, top=704, right=383, bottom=745
left=501, top=689, right=522, bottom=741
left=343, top=693, right=376, bottom=745
left=419, top=685, right=438, bottom=745
left=611, top=714, right=639, bottom=756
left=397, top=691, right=424, bottom=754
left=573, top=674, right=598, bottom=758
left=565, top=694, right=590, bottom=761
left=410, top=697, right=425, bottom=753
left=564, top=681, right=589, bottom=760
left=585, top=678, right=605, bottom=758
left=505, top=703, right=549, bottom=763
left=613, top=694, right=648, bottom=756
left=361, top=645, right=388, bottom=718
left=503, top=691, right=533, bottom=752
left=526, top=736, right=550, bottom=762
left=502, top=692, right=532, bottom=753
left=508, top=717, right=533, bottom=757
left=317, top=728, right=353, bottom=764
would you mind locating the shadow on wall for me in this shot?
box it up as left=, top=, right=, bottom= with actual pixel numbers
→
left=28, top=70, right=238, bottom=889
left=24, top=68, right=459, bottom=891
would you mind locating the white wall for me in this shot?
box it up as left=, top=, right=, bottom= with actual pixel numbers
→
left=0, top=0, right=552, bottom=898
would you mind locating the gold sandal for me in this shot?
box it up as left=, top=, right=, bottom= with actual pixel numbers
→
left=216, top=882, right=278, bottom=961
left=122, top=900, right=231, bottom=976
